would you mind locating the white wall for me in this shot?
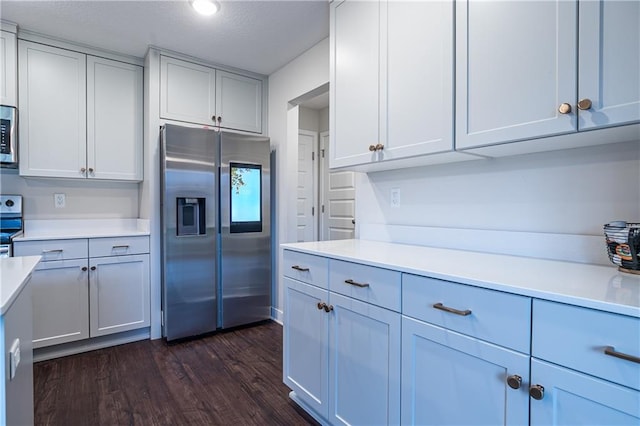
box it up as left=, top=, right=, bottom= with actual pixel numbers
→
left=357, top=140, right=640, bottom=262
left=319, top=107, right=329, bottom=133
left=0, top=172, right=139, bottom=219
left=299, top=106, right=320, bottom=132
left=268, top=37, right=329, bottom=321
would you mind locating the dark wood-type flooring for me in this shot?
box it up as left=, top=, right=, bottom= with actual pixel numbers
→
left=34, top=321, right=318, bottom=426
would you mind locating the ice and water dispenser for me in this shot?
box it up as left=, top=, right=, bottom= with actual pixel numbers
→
left=176, top=197, right=205, bottom=236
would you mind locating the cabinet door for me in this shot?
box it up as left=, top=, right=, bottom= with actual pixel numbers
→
left=19, top=41, right=87, bottom=178
left=578, top=0, right=640, bottom=130
left=215, top=70, right=262, bottom=133
left=0, top=30, right=17, bottom=106
left=401, top=316, right=529, bottom=426
left=330, top=0, right=381, bottom=168
left=160, top=55, right=216, bottom=126
left=31, top=259, right=89, bottom=348
left=87, top=56, right=143, bottom=181
left=283, top=277, right=330, bottom=419
left=530, top=359, right=640, bottom=425
left=456, top=0, right=577, bottom=149
left=328, top=292, right=401, bottom=426
left=89, top=254, right=150, bottom=337
left=384, top=0, right=453, bottom=160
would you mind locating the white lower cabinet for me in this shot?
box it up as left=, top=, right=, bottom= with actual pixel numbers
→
left=14, top=236, right=150, bottom=350
left=401, top=317, right=529, bottom=425
left=283, top=251, right=401, bottom=425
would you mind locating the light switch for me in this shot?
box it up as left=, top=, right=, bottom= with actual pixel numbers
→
left=9, top=338, right=20, bottom=380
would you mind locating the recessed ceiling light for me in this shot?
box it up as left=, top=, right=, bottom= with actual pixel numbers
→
left=190, top=0, right=220, bottom=16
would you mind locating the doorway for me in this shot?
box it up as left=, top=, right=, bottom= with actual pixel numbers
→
left=294, top=90, right=356, bottom=243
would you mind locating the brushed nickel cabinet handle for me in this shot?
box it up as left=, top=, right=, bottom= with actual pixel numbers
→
left=42, top=249, right=63, bottom=254
left=369, top=144, right=377, bottom=152
left=433, top=302, right=472, bottom=316
left=291, top=265, right=310, bottom=272
left=577, top=98, right=592, bottom=110
left=317, top=302, right=326, bottom=310
left=604, top=346, right=640, bottom=364
left=375, top=143, right=384, bottom=151
left=323, top=304, right=334, bottom=313
left=112, top=245, right=130, bottom=249
left=344, top=279, right=370, bottom=288
left=529, top=384, right=544, bottom=400
left=507, top=374, right=522, bottom=390
left=558, top=103, right=572, bottom=114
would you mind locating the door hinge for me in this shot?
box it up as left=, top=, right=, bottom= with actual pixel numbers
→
left=321, top=149, right=325, bottom=158
left=312, top=151, right=315, bottom=161
left=312, top=206, right=315, bottom=216
left=322, top=205, right=325, bottom=213
left=161, top=310, right=164, bottom=327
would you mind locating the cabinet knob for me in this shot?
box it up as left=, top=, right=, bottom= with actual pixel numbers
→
left=506, top=374, right=522, bottom=390
left=323, top=304, right=334, bottom=313
left=529, top=384, right=544, bottom=400
left=375, top=143, right=384, bottom=151
left=317, top=301, right=326, bottom=310
left=577, top=98, right=592, bottom=111
left=369, top=145, right=377, bottom=152
left=211, top=115, right=217, bottom=122
left=81, top=266, right=88, bottom=272
left=81, top=167, right=86, bottom=173
left=90, top=266, right=97, bottom=271
left=217, top=116, right=222, bottom=124
left=558, top=103, right=572, bottom=114
left=88, top=168, right=94, bottom=173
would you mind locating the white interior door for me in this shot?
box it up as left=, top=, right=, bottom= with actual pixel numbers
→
left=297, top=130, right=318, bottom=242
left=320, top=131, right=356, bottom=240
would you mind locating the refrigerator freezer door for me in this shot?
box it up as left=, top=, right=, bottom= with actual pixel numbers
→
left=161, top=124, right=218, bottom=340
left=219, top=132, right=271, bottom=328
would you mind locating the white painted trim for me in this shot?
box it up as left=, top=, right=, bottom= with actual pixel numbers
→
left=271, top=307, right=284, bottom=325
left=298, top=129, right=320, bottom=241
left=360, top=224, right=609, bottom=265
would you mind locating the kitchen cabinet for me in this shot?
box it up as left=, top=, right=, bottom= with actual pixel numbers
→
left=13, top=236, right=150, bottom=349
left=282, top=250, right=401, bottom=425
left=160, top=55, right=263, bottom=133
left=530, top=300, right=640, bottom=425
left=0, top=27, right=17, bottom=106
left=18, top=40, right=143, bottom=180
left=456, top=0, right=640, bottom=152
left=330, top=0, right=454, bottom=169
left=401, top=274, right=531, bottom=425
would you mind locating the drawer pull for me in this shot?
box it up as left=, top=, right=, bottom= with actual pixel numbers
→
left=506, top=374, right=522, bottom=390
left=317, top=302, right=326, bottom=310
left=344, top=279, right=370, bottom=288
left=81, top=266, right=88, bottom=272
left=604, top=346, right=640, bottom=364
left=433, top=302, right=472, bottom=316
left=112, top=245, right=130, bottom=249
left=529, top=384, right=544, bottom=400
left=42, top=249, right=63, bottom=254
left=291, top=265, right=310, bottom=272
left=324, top=304, right=334, bottom=313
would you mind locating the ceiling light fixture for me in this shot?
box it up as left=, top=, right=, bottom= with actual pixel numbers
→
left=190, top=0, right=220, bottom=16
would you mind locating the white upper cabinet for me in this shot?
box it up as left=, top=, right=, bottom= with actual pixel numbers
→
left=578, top=0, right=640, bottom=130
left=0, top=29, right=17, bottom=106
left=160, top=55, right=263, bottom=134
left=19, top=41, right=87, bottom=179
left=456, top=0, right=640, bottom=151
left=19, top=40, right=143, bottom=181
left=330, top=0, right=455, bottom=170
left=456, top=0, right=577, bottom=149
left=87, top=56, right=143, bottom=181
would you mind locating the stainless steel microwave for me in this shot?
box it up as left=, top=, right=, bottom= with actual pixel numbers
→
left=0, top=105, right=18, bottom=168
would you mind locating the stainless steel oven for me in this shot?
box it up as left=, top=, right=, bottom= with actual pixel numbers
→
left=0, top=195, right=23, bottom=258
left=0, top=105, right=18, bottom=168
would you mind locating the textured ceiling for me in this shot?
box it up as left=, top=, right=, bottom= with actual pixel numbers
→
left=0, top=0, right=330, bottom=75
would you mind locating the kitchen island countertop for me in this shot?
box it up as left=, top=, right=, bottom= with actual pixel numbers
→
left=0, top=256, right=40, bottom=315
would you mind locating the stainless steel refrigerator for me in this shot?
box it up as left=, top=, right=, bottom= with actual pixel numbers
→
left=160, top=124, right=271, bottom=341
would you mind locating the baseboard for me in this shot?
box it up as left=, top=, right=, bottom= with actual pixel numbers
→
left=33, top=328, right=151, bottom=362
left=289, top=391, right=329, bottom=426
left=359, top=223, right=609, bottom=265
left=271, top=307, right=283, bottom=325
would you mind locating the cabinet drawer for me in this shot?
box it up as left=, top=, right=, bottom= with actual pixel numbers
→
left=89, top=236, right=150, bottom=257
left=13, top=238, right=88, bottom=261
left=329, top=259, right=401, bottom=312
left=283, top=250, right=328, bottom=289
left=533, top=300, right=640, bottom=390
left=403, top=274, right=531, bottom=353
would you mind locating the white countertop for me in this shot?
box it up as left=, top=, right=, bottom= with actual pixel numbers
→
left=0, top=256, right=41, bottom=315
left=13, top=219, right=150, bottom=241
left=281, top=239, right=640, bottom=318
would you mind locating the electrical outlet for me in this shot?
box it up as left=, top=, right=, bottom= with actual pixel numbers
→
left=54, top=193, right=66, bottom=208
left=390, top=188, right=401, bottom=208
